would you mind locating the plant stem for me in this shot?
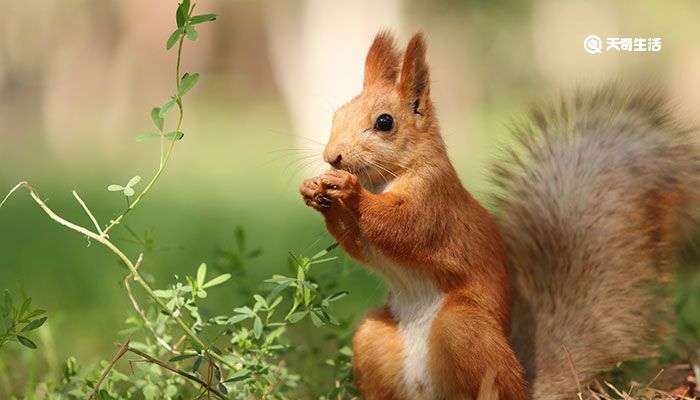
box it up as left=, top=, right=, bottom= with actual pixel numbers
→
left=0, top=4, right=239, bottom=393
left=103, top=13, right=189, bottom=236
left=127, top=347, right=228, bottom=400
left=5, top=183, right=238, bottom=372
left=124, top=253, right=178, bottom=354
left=73, top=190, right=104, bottom=236
left=88, top=336, right=131, bottom=400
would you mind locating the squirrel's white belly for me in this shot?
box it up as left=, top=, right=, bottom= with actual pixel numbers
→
left=367, top=249, right=445, bottom=399
left=391, top=285, right=444, bottom=400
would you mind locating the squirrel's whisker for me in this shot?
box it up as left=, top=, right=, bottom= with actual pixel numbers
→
left=266, top=129, right=327, bottom=147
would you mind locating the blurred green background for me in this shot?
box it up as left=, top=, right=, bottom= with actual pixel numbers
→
left=1, top=0, right=700, bottom=391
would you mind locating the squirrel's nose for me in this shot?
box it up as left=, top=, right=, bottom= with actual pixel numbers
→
left=326, top=153, right=342, bottom=167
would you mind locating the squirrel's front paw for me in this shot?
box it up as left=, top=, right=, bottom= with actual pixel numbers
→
left=319, top=170, right=361, bottom=201
left=299, top=170, right=360, bottom=211
left=300, top=177, right=326, bottom=209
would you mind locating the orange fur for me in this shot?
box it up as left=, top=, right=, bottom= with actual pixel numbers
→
left=363, top=31, right=402, bottom=88
left=300, top=31, right=527, bottom=399
left=352, top=306, right=406, bottom=400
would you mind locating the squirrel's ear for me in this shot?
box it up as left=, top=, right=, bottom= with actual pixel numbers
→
left=398, top=32, right=430, bottom=110
left=363, top=31, right=401, bottom=88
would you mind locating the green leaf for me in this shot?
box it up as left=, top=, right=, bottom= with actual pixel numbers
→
left=143, top=384, right=158, bottom=400
left=178, top=73, right=200, bottom=96
left=180, top=0, right=191, bottom=14
left=265, top=275, right=293, bottom=285
left=164, top=385, right=178, bottom=398
left=269, top=296, right=283, bottom=310
left=218, top=383, right=228, bottom=395
left=159, top=99, right=176, bottom=117
left=21, top=316, right=47, bottom=332
left=166, top=28, right=183, bottom=50
left=150, top=108, right=164, bottom=131
left=185, top=24, right=198, bottom=41
left=153, top=290, right=172, bottom=298
left=17, top=335, right=37, bottom=349
left=224, top=368, right=250, bottom=383
left=163, top=131, right=184, bottom=141
left=287, top=310, right=308, bottom=323
left=107, top=185, right=123, bottom=192
left=135, top=133, right=161, bottom=142
left=253, top=316, right=263, bottom=339
left=190, top=14, right=217, bottom=25
left=196, top=263, right=206, bottom=287
left=176, top=0, right=190, bottom=28
left=123, top=187, right=135, bottom=197
left=227, top=314, right=250, bottom=324
left=126, top=176, right=141, bottom=188
left=168, top=353, right=197, bottom=362
left=19, top=297, right=31, bottom=315
left=176, top=6, right=186, bottom=28
left=327, top=312, right=339, bottom=325
left=339, top=346, right=352, bottom=356
left=189, top=340, right=203, bottom=353
left=233, top=306, right=254, bottom=316
left=253, top=294, right=267, bottom=308
left=186, top=275, right=196, bottom=289
left=24, top=309, right=45, bottom=319
left=192, top=355, right=203, bottom=372
left=201, top=273, right=231, bottom=289
left=325, top=291, right=348, bottom=303
left=311, top=242, right=339, bottom=261
left=310, top=311, right=324, bottom=327
left=310, top=256, right=338, bottom=265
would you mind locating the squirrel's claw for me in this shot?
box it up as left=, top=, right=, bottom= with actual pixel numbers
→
left=316, top=194, right=332, bottom=208
left=300, top=170, right=360, bottom=212
left=299, top=178, right=321, bottom=209
left=299, top=177, right=334, bottom=210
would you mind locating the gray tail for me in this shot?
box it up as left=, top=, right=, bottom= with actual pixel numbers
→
left=491, top=86, right=700, bottom=399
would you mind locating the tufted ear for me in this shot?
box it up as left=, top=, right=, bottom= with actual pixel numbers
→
left=398, top=32, right=430, bottom=114
left=363, top=31, right=402, bottom=88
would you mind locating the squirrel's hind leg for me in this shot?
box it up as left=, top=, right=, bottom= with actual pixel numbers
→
left=428, top=302, right=528, bottom=400
left=352, top=306, right=405, bottom=400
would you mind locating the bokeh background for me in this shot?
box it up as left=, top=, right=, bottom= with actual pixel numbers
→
left=2, top=0, right=700, bottom=392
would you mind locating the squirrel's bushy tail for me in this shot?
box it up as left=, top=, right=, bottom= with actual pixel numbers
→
left=492, top=86, right=700, bottom=399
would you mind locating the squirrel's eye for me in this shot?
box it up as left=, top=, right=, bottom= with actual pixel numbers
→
left=374, top=114, right=394, bottom=132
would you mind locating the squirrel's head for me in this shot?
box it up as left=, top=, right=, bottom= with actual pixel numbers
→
left=324, top=31, right=441, bottom=188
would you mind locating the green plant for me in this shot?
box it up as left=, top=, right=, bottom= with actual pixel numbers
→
left=20, top=239, right=352, bottom=399
left=0, top=1, right=356, bottom=399
left=0, top=290, right=46, bottom=351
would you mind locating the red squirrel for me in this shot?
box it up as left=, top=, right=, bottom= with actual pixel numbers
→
left=299, top=31, right=700, bottom=399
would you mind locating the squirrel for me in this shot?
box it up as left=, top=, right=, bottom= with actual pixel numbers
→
left=299, top=31, right=700, bottom=400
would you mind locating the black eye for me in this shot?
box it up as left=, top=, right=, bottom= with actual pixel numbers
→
left=374, top=114, right=394, bottom=132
